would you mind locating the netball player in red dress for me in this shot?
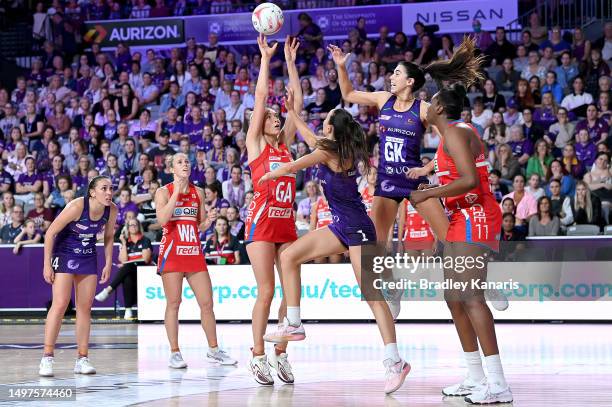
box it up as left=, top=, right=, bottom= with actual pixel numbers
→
left=397, top=199, right=435, bottom=255
left=408, top=38, right=512, bottom=405
left=245, top=35, right=302, bottom=385
left=310, top=195, right=342, bottom=264
left=155, top=152, right=236, bottom=369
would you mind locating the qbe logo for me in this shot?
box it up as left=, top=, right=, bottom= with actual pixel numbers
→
left=270, top=162, right=281, bottom=171
left=176, top=246, right=200, bottom=256
left=174, top=207, right=198, bottom=217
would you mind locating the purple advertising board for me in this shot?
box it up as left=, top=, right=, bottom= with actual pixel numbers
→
left=0, top=245, right=121, bottom=310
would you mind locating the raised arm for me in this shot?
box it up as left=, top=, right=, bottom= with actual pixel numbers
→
left=281, top=36, right=303, bottom=146
left=328, top=44, right=390, bottom=109
left=285, top=87, right=319, bottom=149
left=246, top=34, right=278, bottom=162
left=259, top=149, right=330, bottom=184
left=155, top=180, right=183, bottom=226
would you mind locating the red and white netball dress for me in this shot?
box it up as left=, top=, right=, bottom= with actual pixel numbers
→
left=361, top=187, right=374, bottom=217
left=433, top=121, right=502, bottom=251
left=158, top=182, right=207, bottom=273
left=314, top=196, right=333, bottom=229
left=402, top=200, right=435, bottom=251
left=245, top=143, right=297, bottom=242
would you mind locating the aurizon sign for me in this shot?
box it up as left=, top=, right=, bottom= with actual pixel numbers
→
left=84, top=19, right=184, bottom=47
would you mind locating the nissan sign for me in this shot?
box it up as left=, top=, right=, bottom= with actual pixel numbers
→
left=84, top=18, right=184, bottom=47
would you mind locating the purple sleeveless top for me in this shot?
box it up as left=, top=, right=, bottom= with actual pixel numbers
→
left=54, top=197, right=111, bottom=258
left=377, top=96, right=426, bottom=197
left=319, top=164, right=369, bottom=226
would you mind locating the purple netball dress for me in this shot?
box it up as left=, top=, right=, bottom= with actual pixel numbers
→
left=319, top=164, right=376, bottom=247
left=376, top=96, right=426, bottom=201
left=52, top=197, right=110, bottom=275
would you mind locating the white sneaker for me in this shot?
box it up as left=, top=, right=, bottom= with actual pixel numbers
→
left=168, top=352, right=188, bottom=369
left=39, top=356, right=54, bottom=377
left=485, top=289, right=509, bottom=311
left=442, top=376, right=487, bottom=396
left=74, top=357, right=96, bottom=374
left=268, top=351, right=294, bottom=384
left=383, top=358, right=411, bottom=394
left=248, top=354, right=274, bottom=385
left=124, top=308, right=133, bottom=319
left=263, top=317, right=306, bottom=343
left=95, top=287, right=112, bottom=302
left=206, top=348, right=237, bottom=365
left=465, top=382, right=513, bottom=404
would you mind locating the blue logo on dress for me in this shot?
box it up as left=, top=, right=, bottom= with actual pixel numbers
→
left=270, top=162, right=281, bottom=171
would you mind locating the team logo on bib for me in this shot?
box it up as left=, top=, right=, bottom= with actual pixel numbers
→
left=381, top=180, right=395, bottom=192
left=67, top=260, right=80, bottom=270
left=465, top=193, right=479, bottom=204
left=270, top=162, right=282, bottom=171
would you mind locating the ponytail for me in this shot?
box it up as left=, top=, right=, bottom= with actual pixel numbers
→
left=423, top=36, right=486, bottom=87
left=316, top=109, right=370, bottom=174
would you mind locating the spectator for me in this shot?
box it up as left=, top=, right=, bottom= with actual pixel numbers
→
left=527, top=12, right=548, bottom=45
left=521, top=51, right=547, bottom=82
left=593, top=21, right=612, bottom=61
left=581, top=48, right=610, bottom=97
left=515, top=79, right=535, bottom=111
left=296, top=180, right=320, bottom=225
left=529, top=196, right=560, bottom=236
left=226, top=206, right=244, bottom=238
left=541, top=72, right=564, bottom=104
left=222, top=165, right=249, bottom=208
left=485, top=26, right=516, bottom=66
left=546, top=159, right=576, bottom=197
left=496, top=58, right=520, bottom=93
left=0, top=204, right=24, bottom=243
left=548, top=178, right=574, bottom=227
left=545, top=107, right=575, bottom=154
left=502, top=97, right=521, bottom=126
left=526, top=173, right=546, bottom=200
left=598, top=90, right=611, bottom=121
left=117, top=188, right=139, bottom=228
left=115, top=83, right=139, bottom=121
left=12, top=219, right=42, bottom=254
left=562, top=144, right=585, bottom=179
left=95, top=218, right=151, bottom=319
left=533, top=92, right=559, bottom=130
left=520, top=107, right=544, bottom=141
left=204, top=184, right=229, bottom=217
left=0, top=192, right=16, bottom=228
left=223, top=90, right=246, bottom=126
left=130, top=0, right=151, bottom=19
left=0, top=160, right=14, bottom=194
left=414, top=34, right=437, bottom=66
left=489, top=169, right=509, bottom=203
left=574, top=129, right=597, bottom=168
left=571, top=180, right=603, bottom=227
left=583, top=152, right=612, bottom=221
left=15, top=156, right=42, bottom=206
left=296, top=12, right=323, bottom=57
left=502, top=174, right=538, bottom=225
left=494, top=143, right=521, bottom=183
left=540, top=26, right=572, bottom=57
left=481, top=79, right=506, bottom=112
left=572, top=27, right=591, bottom=62
left=501, top=213, right=526, bottom=241
left=150, top=0, right=170, bottom=17
left=204, top=216, right=241, bottom=265
left=460, top=107, right=484, bottom=136
left=472, top=19, right=493, bottom=50
left=576, top=104, right=610, bottom=144
left=45, top=174, right=72, bottom=210
left=471, top=97, right=493, bottom=129
left=507, top=125, right=533, bottom=165
left=26, top=192, right=52, bottom=232
left=527, top=139, right=554, bottom=181
left=555, top=51, right=580, bottom=93
left=513, top=45, right=529, bottom=73
left=561, top=76, right=593, bottom=117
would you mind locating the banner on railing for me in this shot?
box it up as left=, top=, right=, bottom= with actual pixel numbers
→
left=84, top=18, right=185, bottom=47
left=84, top=0, right=518, bottom=48
left=402, top=0, right=518, bottom=34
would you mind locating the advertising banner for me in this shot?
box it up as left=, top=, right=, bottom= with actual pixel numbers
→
left=402, top=0, right=519, bottom=34
left=0, top=245, right=121, bottom=310
left=84, top=18, right=185, bottom=47
left=136, top=263, right=612, bottom=322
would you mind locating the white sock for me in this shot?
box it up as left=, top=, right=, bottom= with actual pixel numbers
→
left=484, top=354, right=508, bottom=389
left=465, top=351, right=485, bottom=382
left=286, top=306, right=301, bottom=326
left=208, top=346, right=219, bottom=354
left=384, top=343, right=401, bottom=363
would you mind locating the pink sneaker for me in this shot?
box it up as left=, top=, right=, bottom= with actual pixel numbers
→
left=384, top=358, right=411, bottom=394
left=263, top=317, right=306, bottom=343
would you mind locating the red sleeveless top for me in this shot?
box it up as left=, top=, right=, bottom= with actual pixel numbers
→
left=158, top=182, right=207, bottom=273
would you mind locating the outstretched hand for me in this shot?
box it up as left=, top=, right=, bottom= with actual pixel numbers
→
left=327, top=44, right=350, bottom=66
left=257, top=33, right=278, bottom=60
left=284, top=35, right=300, bottom=64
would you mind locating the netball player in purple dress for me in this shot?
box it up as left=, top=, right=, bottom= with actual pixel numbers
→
left=259, top=90, right=410, bottom=394
left=39, top=176, right=117, bottom=377
left=328, top=45, right=447, bottom=316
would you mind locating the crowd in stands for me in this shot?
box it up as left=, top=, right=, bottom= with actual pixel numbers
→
left=1, top=4, right=611, bottom=263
